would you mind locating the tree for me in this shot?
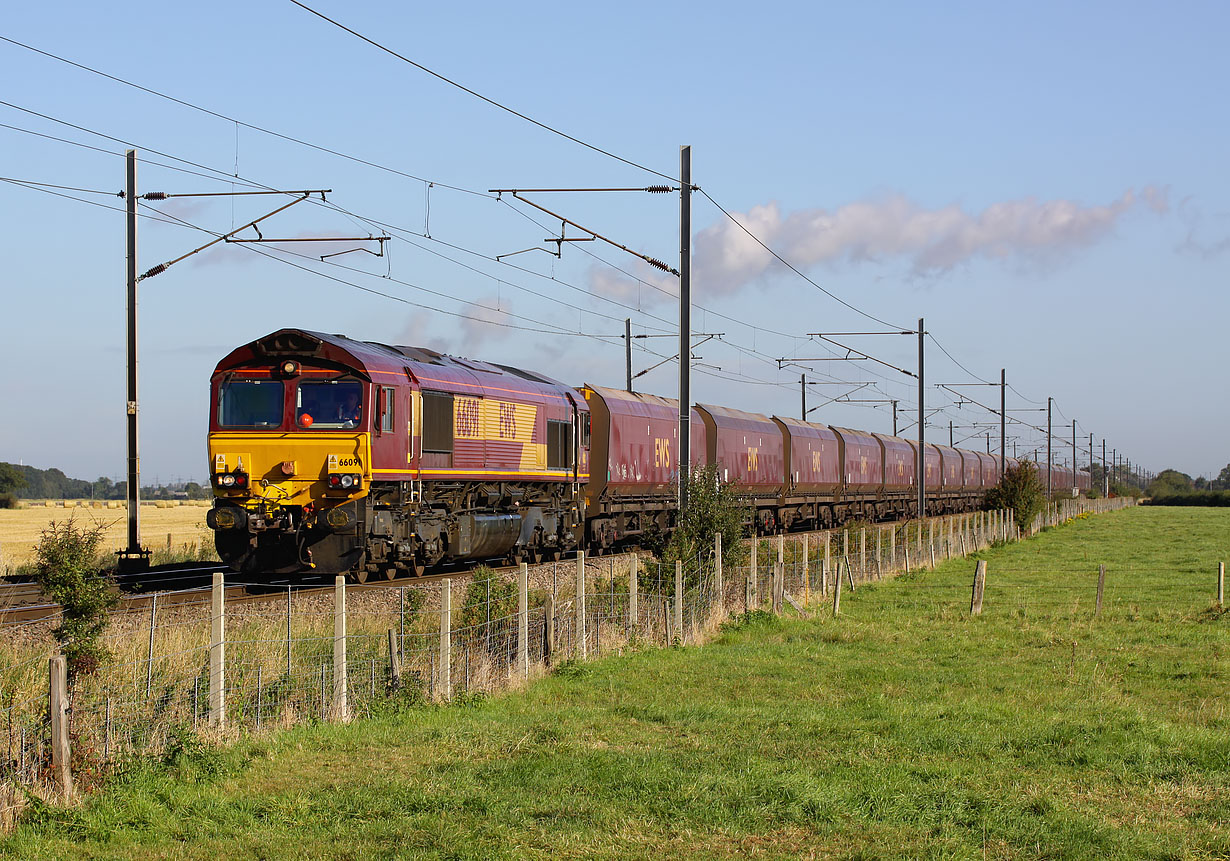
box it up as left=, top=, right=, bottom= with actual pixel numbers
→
left=1147, top=469, right=1193, bottom=498
left=34, top=519, right=118, bottom=680
left=985, top=460, right=1046, bottom=534
left=1214, top=464, right=1230, bottom=491
left=0, top=463, right=26, bottom=495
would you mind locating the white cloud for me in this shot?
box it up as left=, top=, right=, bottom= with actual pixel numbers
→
left=690, top=187, right=1169, bottom=295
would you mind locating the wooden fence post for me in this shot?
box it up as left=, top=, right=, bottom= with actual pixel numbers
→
left=820, top=558, right=828, bottom=597
left=543, top=593, right=556, bottom=665
left=714, top=533, right=723, bottom=608
left=875, top=527, right=882, bottom=578
left=49, top=655, right=72, bottom=798
left=801, top=533, right=809, bottom=604
left=1095, top=564, right=1106, bottom=617
left=1218, top=562, right=1224, bottom=609
left=629, top=555, right=639, bottom=631
left=439, top=578, right=452, bottom=701
left=832, top=562, right=843, bottom=616
left=888, top=525, right=895, bottom=570
left=576, top=552, right=587, bottom=659
left=387, top=629, right=401, bottom=689
left=749, top=538, right=758, bottom=609
left=824, top=531, right=831, bottom=582
left=777, top=533, right=784, bottom=569
left=209, top=571, right=225, bottom=726
left=970, top=560, right=986, bottom=615
left=333, top=575, right=349, bottom=722
left=770, top=563, right=781, bottom=615
left=859, top=528, right=866, bottom=578
left=145, top=593, right=157, bottom=698
left=674, top=560, right=684, bottom=643
left=518, top=562, right=529, bottom=679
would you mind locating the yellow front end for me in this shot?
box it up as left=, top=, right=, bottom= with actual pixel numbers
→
left=210, top=431, right=372, bottom=508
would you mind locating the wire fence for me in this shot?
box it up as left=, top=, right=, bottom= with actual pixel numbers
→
left=0, top=496, right=1156, bottom=807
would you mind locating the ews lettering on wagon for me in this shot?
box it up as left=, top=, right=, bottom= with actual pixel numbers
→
left=747, top=447, right=759, bottom=473
left=654, top=438, right=671, bottom=469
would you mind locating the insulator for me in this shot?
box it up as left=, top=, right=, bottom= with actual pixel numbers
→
left=141, top=263, right=167, bottom=279
left=142, top=192, right=169, bottom=201
left=646, top=185, right=673, bottom=194
left=646, top=257, right=670, bottom=272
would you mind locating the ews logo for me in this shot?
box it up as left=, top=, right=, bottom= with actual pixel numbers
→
left=498, top=403, right=517, bottom=439
left=455, top=399, right=480, bottom=437
left=747, top=447, right=759, bottom=472
left=654, top=438, right=671, bottom=469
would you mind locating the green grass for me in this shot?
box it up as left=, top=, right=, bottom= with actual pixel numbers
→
left=4, top=507, right=1227, bottom=859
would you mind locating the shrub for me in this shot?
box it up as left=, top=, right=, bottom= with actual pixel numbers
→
left=0, top=493, right=17, bottom=509
left=657, top=465, right=751, bottom=591
left=33, top=518, right=118, bottom=679
left=458, top=566, right=517, bottom=655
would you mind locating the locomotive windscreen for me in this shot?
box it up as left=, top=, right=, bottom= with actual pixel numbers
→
left=218, top=380, right=283, bottom=428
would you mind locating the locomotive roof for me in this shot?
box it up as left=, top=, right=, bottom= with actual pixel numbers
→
left=213, top=328, right=577, bottom=399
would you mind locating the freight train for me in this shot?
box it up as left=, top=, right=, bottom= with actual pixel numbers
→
left=206, top=329, right=1088, bottom=580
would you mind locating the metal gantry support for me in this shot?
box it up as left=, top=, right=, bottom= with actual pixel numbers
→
left=1000, top=368, right=1006, bottom=475
left=120, top=150, right=146, bottom=571
left=678, top=145, right=692, bottom=514
left=1047, top=397, right=1053, bottom=498
left=917, top=318, right=925, bottom=519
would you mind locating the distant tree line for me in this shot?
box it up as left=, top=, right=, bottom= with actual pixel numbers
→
left=0, top=463, right=212, bottom=504
left=1143, top=465, right=1230, bottom=506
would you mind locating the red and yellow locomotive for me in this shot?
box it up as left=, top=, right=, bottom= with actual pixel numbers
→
left=207, top=329, right=588, bottom=579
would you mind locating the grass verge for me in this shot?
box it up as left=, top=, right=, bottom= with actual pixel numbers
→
left=3, top=506, right=1227, bottom=859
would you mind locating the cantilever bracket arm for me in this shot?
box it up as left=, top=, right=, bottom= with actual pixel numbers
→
left=495, top=191, right=679, bottom=276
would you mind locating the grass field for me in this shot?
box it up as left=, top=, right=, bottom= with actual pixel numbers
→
left=0, top=503, right=213, bottom=570
left=3, top=506, right=1226, bottom=859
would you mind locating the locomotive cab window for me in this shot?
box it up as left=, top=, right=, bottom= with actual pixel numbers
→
left=547, top=419, right=574, bottom=470
left=296, top=380, right=364, bottom=429
left=580, top=412, right=591, bottom=448
left=218, top=380, right=284, bottom=428
left=422, top=390, right=454, bottom=453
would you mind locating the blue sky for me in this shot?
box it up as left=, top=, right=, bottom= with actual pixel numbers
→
left=2, top=1, right=1226, bottom=484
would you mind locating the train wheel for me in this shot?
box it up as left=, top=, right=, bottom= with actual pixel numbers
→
left=351, top=568, right=370, bottom=584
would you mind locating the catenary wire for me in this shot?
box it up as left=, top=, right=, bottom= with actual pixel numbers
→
left=285, top=0, right=678, bottom=183
left=0, top=33, right=486, bottom=199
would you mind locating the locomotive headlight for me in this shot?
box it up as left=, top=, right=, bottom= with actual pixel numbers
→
left=220, top=474, right=236, bottom=487
left=280, top=360, right=300, bottom=377
left=340, top=474, right=354, bottom=489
